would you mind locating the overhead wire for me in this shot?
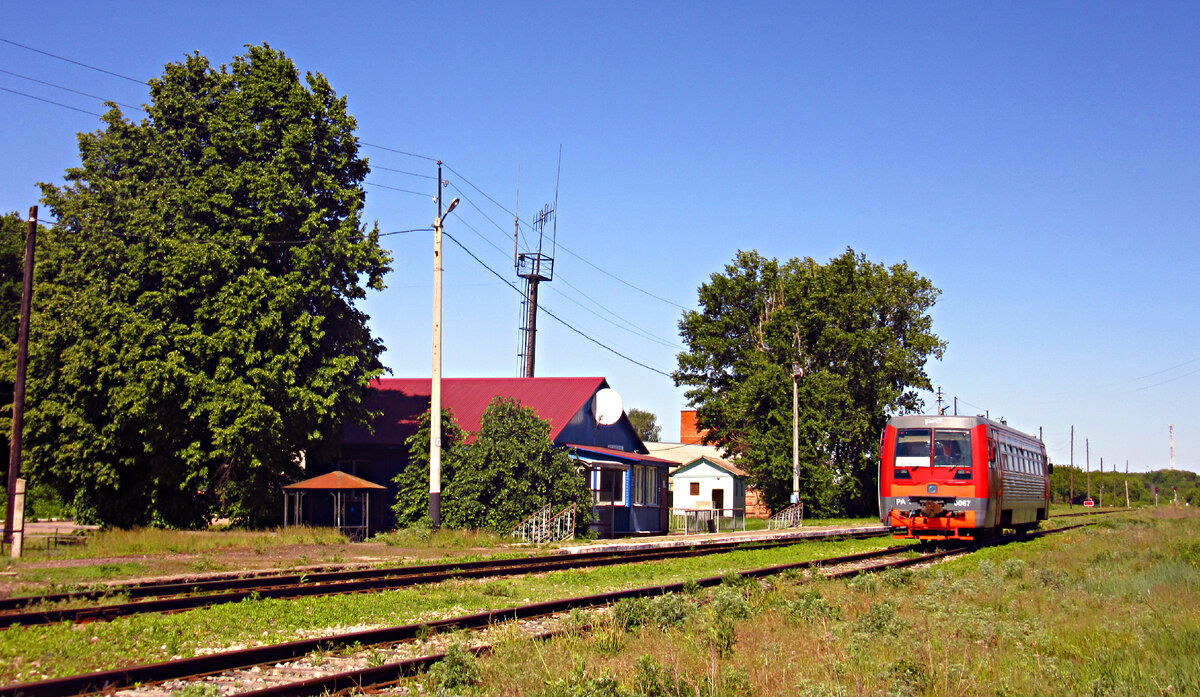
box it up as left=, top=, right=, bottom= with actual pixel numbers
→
left=3, top=36, right=687, bottom=381
left=441, top=229, right=673, bottom=378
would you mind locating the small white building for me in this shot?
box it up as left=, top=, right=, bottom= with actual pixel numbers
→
left=669, top=456, right=748, bottom=531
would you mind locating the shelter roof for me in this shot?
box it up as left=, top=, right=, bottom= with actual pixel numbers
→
left=284, top=470, right=386, bottom=490
left=342, top=377, right=609, bottom=445
left=566, top=443, right=676, bottom=465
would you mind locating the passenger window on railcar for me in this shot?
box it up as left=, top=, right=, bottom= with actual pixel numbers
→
left=894, top=429, right=931, bottom=467
left=933, top=430, right=971, bottom=468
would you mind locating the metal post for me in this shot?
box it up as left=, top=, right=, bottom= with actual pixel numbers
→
left=5, top=206, right=36, bottom=546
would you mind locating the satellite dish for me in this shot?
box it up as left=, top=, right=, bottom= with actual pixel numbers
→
left=593, top=388, right=624, bottom=426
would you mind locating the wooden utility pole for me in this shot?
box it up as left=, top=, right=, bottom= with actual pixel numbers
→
left=4, top=206, right=36, bottom=550
left=1124, top=460, right=1130, bottom=509
left=1086, top=438, right=1091, bottom=499
left=1070, top=426, right=1075, bottom=506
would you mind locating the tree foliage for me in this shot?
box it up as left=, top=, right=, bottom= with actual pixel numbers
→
left=674, top=248, right=944, bottom=516
left=28, top=45, right=390, bottom=527
left=391, top=409, right=468, bottom=526
left=393, top=397, right=594, bottom=533
left=627, top=408, right=661, bottom=443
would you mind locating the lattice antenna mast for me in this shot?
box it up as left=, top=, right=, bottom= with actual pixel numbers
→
left=515, top=160, right=557, bottom=378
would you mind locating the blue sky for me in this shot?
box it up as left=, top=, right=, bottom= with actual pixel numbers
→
left=1, top=2, right=1197, bottom=473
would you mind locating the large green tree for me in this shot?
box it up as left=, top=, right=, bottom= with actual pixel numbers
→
left=674, top=249, right=944, bottom=516
left=29, top=45, right=391, bottom=527
left=393, top=397, right=594, bottom=533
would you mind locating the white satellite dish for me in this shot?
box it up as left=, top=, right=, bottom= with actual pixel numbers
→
left=593, top=388, right=624, bottom=426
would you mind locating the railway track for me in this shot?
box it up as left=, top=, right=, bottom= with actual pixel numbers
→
left=0, top=528, right=887, bottom=628
left=0, top=523, right=1090, bottom=697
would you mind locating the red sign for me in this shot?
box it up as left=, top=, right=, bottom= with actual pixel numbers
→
left=1084, top=498, right=1095, bottom=508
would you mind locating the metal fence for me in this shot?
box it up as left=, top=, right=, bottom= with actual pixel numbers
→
left=669, top=508, right=746, bottom=534
left=510, top=503, right=577, bottom=543
left=767, top=502, right=804, bottom=529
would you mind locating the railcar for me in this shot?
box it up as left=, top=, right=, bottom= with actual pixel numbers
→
left=878, top=414, right=1051, bottom=540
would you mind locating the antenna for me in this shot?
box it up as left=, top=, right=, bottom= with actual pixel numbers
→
left=514, top=156, right=560, bottom=378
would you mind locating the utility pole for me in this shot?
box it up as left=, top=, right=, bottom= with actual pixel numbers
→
left=1099, top=457, right=1104, bottom=508
left=953, top=396, right=958, bottom=416
left=1070, top=426, right=1075, bottom=507
left=4, top=207, right=36, bottom=553
left=429, top=163, right=459, bottom=527
left=1125, top=460, right=1130, bottom=509
left=791, top=361, right=804, bottom=504
left=935, top=386, right=944, bottom=415
left=1086, top=438, right=1091, bottom=499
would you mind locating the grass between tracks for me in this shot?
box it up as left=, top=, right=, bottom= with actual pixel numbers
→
left=0, top=533, right=901, bottom=684
left=438, top=507, right=1198, bottom=696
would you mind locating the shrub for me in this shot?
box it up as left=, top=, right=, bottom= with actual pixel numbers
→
left=785, top=589, right=842, bottom=622
left=426, top=643, right=481, bottom=691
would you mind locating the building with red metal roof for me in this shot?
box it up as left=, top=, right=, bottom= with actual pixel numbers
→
left=314, top=377, right=671, bottom=537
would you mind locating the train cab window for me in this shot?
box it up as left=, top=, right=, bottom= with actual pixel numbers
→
left=895, top=429, right=932, bottom=468
left=933, top=430, right=971, bottom=468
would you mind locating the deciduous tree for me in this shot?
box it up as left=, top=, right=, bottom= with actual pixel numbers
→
left=29, top=45, right=390, bottom=527
left=675, top=249, right=944, bottom=516
left=627, top=408, right=661, bottom=443
left=393, top=397, right=593, bottom=533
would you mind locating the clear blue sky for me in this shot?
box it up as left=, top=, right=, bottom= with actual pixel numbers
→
left=2, top=2, right=1197, bottom=473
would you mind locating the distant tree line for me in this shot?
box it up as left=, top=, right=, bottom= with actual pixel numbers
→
left=1050, top=465, right=1199, bottom=507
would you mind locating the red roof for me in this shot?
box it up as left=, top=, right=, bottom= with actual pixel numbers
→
left=566, top=443, right=676, bottom=465
left=342, top=377, right=609, bottom=445
left=284, top=470, right=387, bottom=490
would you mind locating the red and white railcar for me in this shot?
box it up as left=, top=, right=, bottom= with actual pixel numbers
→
left=878, top=414, right=1051, bottom=540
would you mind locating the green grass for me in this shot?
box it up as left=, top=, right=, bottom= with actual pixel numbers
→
left=466, top=507, right=1200, bottom=696
left=0, top=534, right=904, bottom=684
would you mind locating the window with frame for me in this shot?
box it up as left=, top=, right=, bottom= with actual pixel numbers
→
left=594, top=469, right=626, bottom=505
left=632, top=466, right=659, bottom=506
left=689, top=481, right=700, bottom=496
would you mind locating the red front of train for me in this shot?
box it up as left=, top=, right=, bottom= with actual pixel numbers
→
left=878, top=415, right=1050, bottom=540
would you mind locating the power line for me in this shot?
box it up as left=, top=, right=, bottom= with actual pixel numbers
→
left=0, top=37, right=149, bottom=85
left=0, top=68, right=143, bottom=112
left=36, top=216, right=428, bottom=245
left=1134, top=366, right=1200, bottom=391
left=0, top=86, right=102, bottom=117
left=1134, top=357, right=1200, bottom=381
left=2, top=38, right=688, bottom=316
left=370, top=164, right=437, bottom=180
left=555, top=241, right=688, bottom=310
left=441, top=229, right=673, bottom=378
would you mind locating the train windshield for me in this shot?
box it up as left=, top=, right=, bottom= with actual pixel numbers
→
left=894, top=428, right=971, bottom=468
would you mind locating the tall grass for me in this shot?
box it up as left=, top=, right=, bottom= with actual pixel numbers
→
left=473, top=507, right=1200, bottom=696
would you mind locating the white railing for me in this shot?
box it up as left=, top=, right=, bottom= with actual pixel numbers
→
left=669, top=508, right=746, bottom=534
left=510, top=503, right=577, bottom=543
left=767, top=502, right=804, bottom=529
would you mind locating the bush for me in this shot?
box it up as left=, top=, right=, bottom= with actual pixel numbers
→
left=426, top=643, right=481, bottom=691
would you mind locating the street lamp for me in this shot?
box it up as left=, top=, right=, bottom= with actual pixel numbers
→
left=430, top=159, right=459, bottom=527
left=791, top=361, right=804, bottom=505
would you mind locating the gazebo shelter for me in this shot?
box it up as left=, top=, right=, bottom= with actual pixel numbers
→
left=282, top=470, right=386, bottom=540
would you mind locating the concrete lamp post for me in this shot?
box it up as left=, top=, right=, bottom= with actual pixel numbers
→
left=791, top=361, right=804, bottom=505
left=429, top=169, right=460, bottom=527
